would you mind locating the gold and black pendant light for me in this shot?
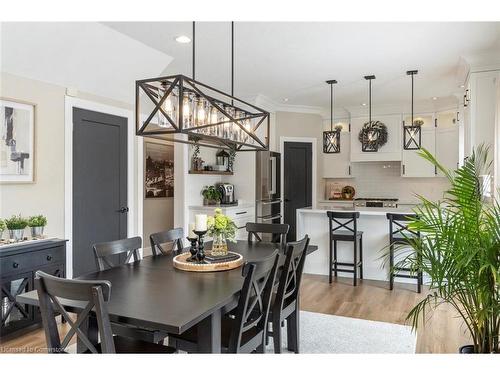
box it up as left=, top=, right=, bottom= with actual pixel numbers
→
left=323, top=79, right=340, bottom=153
left=135, top=22, right=270, bottom=151
left=403, top=70, right=421, bottom=150
left=361, top=75, right=379, bottom=152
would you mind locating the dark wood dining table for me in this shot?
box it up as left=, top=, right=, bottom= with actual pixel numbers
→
left=17, top=240, right=316, bottom=353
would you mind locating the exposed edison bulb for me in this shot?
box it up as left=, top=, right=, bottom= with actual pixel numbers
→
left=194, top=97, right=206, bottom=127
left=182, top=93, right=191, bottom=128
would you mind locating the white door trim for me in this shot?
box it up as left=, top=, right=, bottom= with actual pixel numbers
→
left=279, top=137, right=317, bottom=224
left=64, top=96, right=140, bottom=278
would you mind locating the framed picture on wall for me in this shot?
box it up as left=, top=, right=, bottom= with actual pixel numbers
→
left=0, top=99, right=35, bottom=183
left=145, top=141, right=174, bottom=198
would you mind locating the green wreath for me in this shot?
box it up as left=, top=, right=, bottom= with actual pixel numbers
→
left=358, top=121, right=388, bottom=149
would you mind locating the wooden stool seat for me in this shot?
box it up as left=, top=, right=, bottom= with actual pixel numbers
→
left=330, top=230, right=363, bottom=241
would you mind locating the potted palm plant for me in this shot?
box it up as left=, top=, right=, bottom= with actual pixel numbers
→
left=387, top=145, right=499, bottom=353
left=5, top=215, right=28, bottom=242
left=28, top=214, right=47, bottom=238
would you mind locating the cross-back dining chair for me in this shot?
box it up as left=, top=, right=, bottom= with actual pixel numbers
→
left=149, top=227, right=184, bottom=256
left=268, top=235, right=309, bottom=353
left=246, top=222, right=289, bottom=249
left=93, top=236, right=142, bottom=271
left=169, top=250, right=280, bottom=353
left=92, top=236, right=168, bottom=344
left=35, top=270, right=176, bottom=354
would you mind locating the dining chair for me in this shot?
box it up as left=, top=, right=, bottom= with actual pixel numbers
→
left=246, top=222, right=289, bottom=249
left=93, top=236, right=142, bottom=271
left=267, top=235, right=310, bottom=353
left=35, top=270, right=176, bottom=354
left=169, top=250, right=280, bottom=353
left=149, top=227, right=184, bottom=256
left=92, top=236, right=168, bottom=344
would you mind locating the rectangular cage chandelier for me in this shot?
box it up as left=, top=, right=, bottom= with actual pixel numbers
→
left=135, top=74, right=270, bottom=151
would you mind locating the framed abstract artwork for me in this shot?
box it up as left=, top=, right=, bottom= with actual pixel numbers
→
left=0, top=99, right=35, bottom=183
left=144, top=141, right=174, bottom=198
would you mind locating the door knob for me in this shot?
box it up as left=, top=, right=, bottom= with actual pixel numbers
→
left=116, top=207, right=129, bottom=213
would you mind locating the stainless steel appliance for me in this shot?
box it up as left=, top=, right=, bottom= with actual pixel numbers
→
left=216, top=183, right=235, bottom=205
left=256, top=151, right=281, bottom=241
left=354, top=198, right=398, bottom=208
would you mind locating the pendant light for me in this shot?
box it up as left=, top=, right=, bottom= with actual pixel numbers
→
left=135, top=22, right=270, bottom=151
left=403, top=70, right=421, bottom=150
left=323, top=80, right=340, bottom=153
left=362, top=75, right=378, bottom=152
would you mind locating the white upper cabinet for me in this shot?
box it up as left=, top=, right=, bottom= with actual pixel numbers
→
left=350, top=114, right=402, bottom=162
left=322, top=119, right=352, bottom=178
left=402, top=114, right=436, bottom=177
left=435, top=111, right=460, bottom=177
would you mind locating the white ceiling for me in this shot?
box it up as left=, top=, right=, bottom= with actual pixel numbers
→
left=0, top=22, right=172, bottom=104
left=104, top=22, right=500, bottom=113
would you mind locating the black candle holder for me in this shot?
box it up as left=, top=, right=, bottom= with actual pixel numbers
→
left=186, top=237, right=198, bottom=262
left=193, top=230, right=208, bottom=263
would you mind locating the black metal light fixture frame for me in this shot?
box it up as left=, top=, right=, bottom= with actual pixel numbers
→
left=135, top=22, right=270, bottom=151
left=323, top=79, right=340, bottom=153
left=403, top=70, right=421, bottom=150
left=361, top=75, right=378, bottom=152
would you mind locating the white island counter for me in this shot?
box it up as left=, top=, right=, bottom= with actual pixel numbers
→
left=297, top=205, right=417, bottom=283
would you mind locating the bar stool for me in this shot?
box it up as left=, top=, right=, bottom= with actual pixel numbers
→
left=326, top=211, right=363, bottom=286
left=386, top=213, right=422, bottom=293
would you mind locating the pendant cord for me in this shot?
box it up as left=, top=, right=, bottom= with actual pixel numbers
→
left=411, top=73, right=414, bottom=126
left=330, top=83, right=333, bottom=131
left=369, top=79, right=372, bottom=124
left=192, top=21, right=195, bottom=80
left=231, top=21, right=234, bottom=106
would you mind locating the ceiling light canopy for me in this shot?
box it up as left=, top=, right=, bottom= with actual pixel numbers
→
left=136, top=22, right=270, bottom=151
left=175, top=35, right=191, bottom=44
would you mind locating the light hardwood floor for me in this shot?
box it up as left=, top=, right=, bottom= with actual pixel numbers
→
left=300, top=274, right=470, bottom=353
left=0, top=274, right=469, bottom=354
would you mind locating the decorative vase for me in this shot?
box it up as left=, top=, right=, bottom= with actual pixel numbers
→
left=31, top=226, right=44, bottom=238
left=211, top=233, right=228, bottom=256
left=9, top=229, right=25, bottom=242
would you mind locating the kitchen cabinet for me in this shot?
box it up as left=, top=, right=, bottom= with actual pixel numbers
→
left=435, top=111, right=460, bottom=176
left=322, top=119, right=352, bottom=178
left=401, top=114, right=436, bottom=177
left=350, top=114, right=402, bottom=162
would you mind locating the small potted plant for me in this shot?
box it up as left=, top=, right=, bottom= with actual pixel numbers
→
left=5, top=215, right=28, bottom=242
left=0, top=219, right=5, bottom=239
left=207, top=208, right=237, bottom=256
left=202, top=185, right=221, bottom=206
left=28, top=215, right=47, bottom=238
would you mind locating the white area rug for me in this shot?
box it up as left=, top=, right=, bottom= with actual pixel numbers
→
left=270, top=310, right=417, bottom=354
left=66, top=311, right=416, bottom=354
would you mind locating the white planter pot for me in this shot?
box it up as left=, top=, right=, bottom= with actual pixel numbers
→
left=9, top=229, right=25, bottom=241
left=30, top=226, right=44, bottom=238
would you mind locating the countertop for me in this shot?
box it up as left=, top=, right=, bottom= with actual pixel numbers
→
left=297, top=206, right=415, bottom=216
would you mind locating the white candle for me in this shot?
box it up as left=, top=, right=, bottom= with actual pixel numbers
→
left=194, top=214, right=207, bottom=231
left=189, top=223, right=196, bottom=238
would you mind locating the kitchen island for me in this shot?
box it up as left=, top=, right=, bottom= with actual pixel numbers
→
left=297, top=205, right=418, bottom=283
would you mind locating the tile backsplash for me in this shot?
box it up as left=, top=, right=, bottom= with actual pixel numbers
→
left=324, top=162, right=450, bottom=203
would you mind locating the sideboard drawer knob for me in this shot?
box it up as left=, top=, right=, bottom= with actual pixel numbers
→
left=46, top=255, right=52, bottom=261
left=12, top=262, right=19, bottom=268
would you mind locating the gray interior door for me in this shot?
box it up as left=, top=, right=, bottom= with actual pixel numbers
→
left=284, top=142, right=312, bottom=241
left=73, top=108, right=128, bottom=277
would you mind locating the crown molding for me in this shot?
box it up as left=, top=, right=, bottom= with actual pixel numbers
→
left=254, top=94, right=324, bottom=115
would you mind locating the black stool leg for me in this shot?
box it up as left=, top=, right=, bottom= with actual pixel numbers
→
left=389, top=242, right=394, bottom=290
left=333, top=240, right=338, bottom=278
left=353, top=239, right=358, bottom=286
left=359, top=235, right=363, bottom=279
left=329, top=237, right=333, bottom=284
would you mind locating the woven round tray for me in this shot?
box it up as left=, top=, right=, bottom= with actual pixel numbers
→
left=173, top=251, right=244, bottom=272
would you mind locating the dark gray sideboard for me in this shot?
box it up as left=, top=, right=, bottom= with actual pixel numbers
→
left=0, top=239, right=67, bottom=340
